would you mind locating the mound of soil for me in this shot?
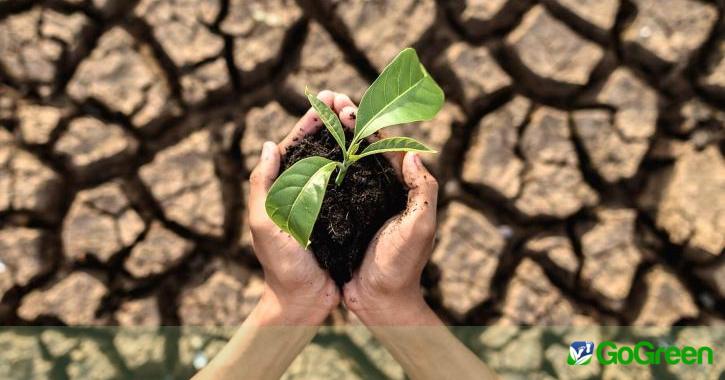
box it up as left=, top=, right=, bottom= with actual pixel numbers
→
left=281, top=128, right=407, bottom=285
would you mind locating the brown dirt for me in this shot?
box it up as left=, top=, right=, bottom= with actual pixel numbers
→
left=281, top=128, right=407, bottom=285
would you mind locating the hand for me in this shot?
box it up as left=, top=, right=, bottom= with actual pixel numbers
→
left=247, top=90, right=354, bottom=325
left=334, top=104, right=441, bottom=325
left=330, top=117, right=494, bottom=377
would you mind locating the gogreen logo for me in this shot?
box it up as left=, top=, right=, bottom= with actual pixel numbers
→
left=567, top=340, right=714, bottom=366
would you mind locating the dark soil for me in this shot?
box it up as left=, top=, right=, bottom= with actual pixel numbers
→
left=281, top=128, right=407, bottom=286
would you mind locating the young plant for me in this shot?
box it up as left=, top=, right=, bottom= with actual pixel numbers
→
left=265, top=48, right=444, bottom=247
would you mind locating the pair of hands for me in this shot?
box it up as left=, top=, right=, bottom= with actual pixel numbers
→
left=248, top=90, right=439, bottom=326
left=199, top=91, right=492, bottom=380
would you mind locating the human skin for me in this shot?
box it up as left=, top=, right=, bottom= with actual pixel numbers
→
left=192, top=91, right=344, bottom=380
left=338, top=101, right=498, bottom=380
left=194, top=91, right=495, bottom=380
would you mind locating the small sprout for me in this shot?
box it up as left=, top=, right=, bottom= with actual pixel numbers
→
left=265, top=48, right=444, bottom=248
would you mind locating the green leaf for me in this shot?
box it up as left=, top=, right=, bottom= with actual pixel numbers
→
left=265, top=156, right=338, bottom=247
left=354, top=48, right=444, bottom=142
left=355, top=137, right=436, bottom=159
left=306, top=88, right=346, bottom=154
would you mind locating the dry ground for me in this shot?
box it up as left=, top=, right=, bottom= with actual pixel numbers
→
left=0, top=0, right=724, bottom=378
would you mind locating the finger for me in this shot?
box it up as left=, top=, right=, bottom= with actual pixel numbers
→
left=333, top=93, right=355, bottom=114
left=279, top=90, right=336, bottom=154
left=339, top=105, right=357, bottom=131
left=400, top=152, right=437, bottom=226
left=248, top=141, right=281, bottom=228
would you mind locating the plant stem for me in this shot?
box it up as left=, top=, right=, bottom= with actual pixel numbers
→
left=348, top=141, right=360, bottom=156
left=335, top=161, right=349, bottom=186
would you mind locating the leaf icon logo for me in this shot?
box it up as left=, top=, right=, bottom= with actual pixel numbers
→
left=569, top=346, right=581, bottom=361
left=568, top=341, right=595, bottom=365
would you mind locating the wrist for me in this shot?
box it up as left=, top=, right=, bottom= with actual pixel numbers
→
left=344, top=284, right=440, bottom=325
left=250, top=284, right=336, bottom=326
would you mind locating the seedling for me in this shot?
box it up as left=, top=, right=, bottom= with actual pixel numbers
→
left=265, top=48, right=444, bottom=247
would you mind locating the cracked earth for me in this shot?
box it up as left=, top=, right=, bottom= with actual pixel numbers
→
left=0, top=0, right=724, bottom=378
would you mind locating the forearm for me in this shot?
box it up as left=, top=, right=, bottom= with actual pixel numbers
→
left=355, top=296, right=497, bottom=380
left=370, top=323, right=498, bottom=380
left=192, top=292, right=320, bottom=380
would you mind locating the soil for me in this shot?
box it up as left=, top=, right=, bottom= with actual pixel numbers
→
left=281, top=128, right=407, bottom=285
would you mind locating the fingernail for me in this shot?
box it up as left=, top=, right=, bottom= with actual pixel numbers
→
left=262, top=141, right=275, bottom=160
left=341, top=106, right=356, bottom=120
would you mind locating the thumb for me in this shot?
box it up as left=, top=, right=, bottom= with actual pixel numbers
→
left=249, top=141, right=281, bottom=217
left=400, top=152, right=438, bottom=225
